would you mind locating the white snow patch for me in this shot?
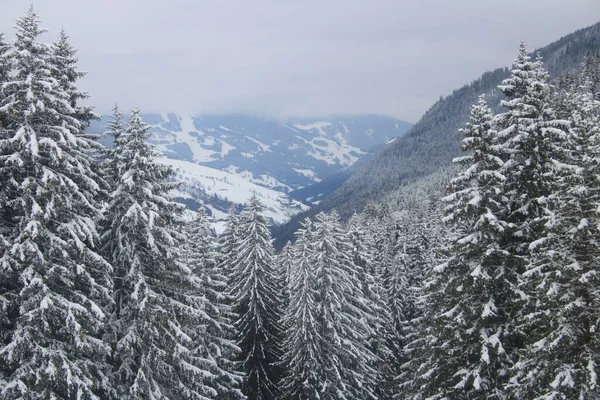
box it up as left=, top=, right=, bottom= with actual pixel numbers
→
left=221, top=141, right=235, bottom=156
left=246, top=136, right=271, bottom=152
left=218, top=125, right=235, bottom=132
left=159, top=158, right=308, bottom=224
left=293, top=168, right=321, bottom=181
left=294, top=122, right=333, bottom=136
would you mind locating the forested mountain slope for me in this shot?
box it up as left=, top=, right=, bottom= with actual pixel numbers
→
left=273, top=22, right=600, bottom=249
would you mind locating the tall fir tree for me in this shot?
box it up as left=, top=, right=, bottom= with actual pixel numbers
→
left=0, top=32, right=8, bottom=80
left=389, top=208, right=440, bottom=399
left=102, top=104, right=125, bottom=189
left=49, top=28, right=95, bottom=129
left=408, top=95, right=512, bottom=399
left=0, top=7, right=114, bottom=398
left=229, top=195, right=283, bottom=400
left=184, top=209, right=245, bottom=400
left=346, top=214, right=393, bottom=399
left=311, top=211, right=379, bottom=400
left=281, top=218, right=322, bottom=399
left=489, top=43, right=573, bottom=398
left=277, top=241, right=293, bottom=314
left=218, top=207, right=240, bottom=285
left=581, top=51, right=600, bottom=99
left=508, top=57, right=600, bottom=399
left=495, top=43, right=569, bottom=256
left=0, top=32, right=9, bottom=130
left=0, top=29, right=14, bottom=379
left=102, top=108, right=217, bottom=399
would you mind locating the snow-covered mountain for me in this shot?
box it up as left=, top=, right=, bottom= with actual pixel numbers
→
left=90, top=113, right=411, bottom=225
left=128, top=113, right=410, bottom=189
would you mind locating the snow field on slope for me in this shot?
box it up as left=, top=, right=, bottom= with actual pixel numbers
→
left=158, top=157, right=309, bottom=224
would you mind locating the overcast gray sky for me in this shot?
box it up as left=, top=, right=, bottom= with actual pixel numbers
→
left=1, top=1, right=599, bottom=122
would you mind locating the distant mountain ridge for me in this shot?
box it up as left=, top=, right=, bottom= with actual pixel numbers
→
left=272, top=22, right=600, bottom=249
left=91, top=113, right=411, bottom=190
left=89, top=113, right=412, bottom=226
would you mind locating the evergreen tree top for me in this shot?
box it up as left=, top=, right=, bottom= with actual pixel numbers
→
left=14, top=6, right=46, bottom=47
left=498, top=41, right=549, bottom=109
left=105, top=104, right=124, bottom=140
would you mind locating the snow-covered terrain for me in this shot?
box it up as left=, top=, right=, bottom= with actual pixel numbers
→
left=160, top=158, right=309, bottom=232
left=93, top=113, right=412, bottom=189
left=90, top=113, right=411, bottom=225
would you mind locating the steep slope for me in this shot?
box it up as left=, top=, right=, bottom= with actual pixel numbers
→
left=272, top=22, right=600, bottom=249
left=287, top=136, right=398, bottom=205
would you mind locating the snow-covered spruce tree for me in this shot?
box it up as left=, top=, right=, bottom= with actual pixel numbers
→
left=218, top=207, right=241, bottom=284
left=390, top=208, right=441, bottom=399
left=0, top=32, right=9, bottom=127
left=508, top=60, right=600, bottom=399
left=405, top=95, right=512, bottom=399
left=385, top=236, right=425, bottom=399
left=311, top=211, right=378, bottom=399
left=0, top=32, right=8, bottom=77
left=184, top=208, right=245, bottom=399
left=486, top=44, right=574, bottom=398
left=229, top=195, right=283, bottom=400
left=49, top=28, right=95, bottom=129
left=103, top=108, right=216, bottom=399
left=495, top=43, right=569, bottom=257
left=346, top=214, right=378, bottom=301
left=281, top=218, right=322, bottom=399
left=346, top=214, right=393, bottom=398
left=0, top=30, right=14, bottom=367
left=0, top=8, right=114, bottom=398
left=277, top=241, right=293, bottom=313
left=362, top=202, right=397, bottom=282
left=581, top=51, right=600, bottom=98
left=102, top=104, right=125, bottom=188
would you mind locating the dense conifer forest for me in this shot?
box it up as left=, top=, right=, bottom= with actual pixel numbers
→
left=1, top=7, right=600, bottom=400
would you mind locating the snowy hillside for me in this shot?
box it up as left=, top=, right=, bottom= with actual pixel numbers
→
left=89, top=113, right=410, bottom=225
left=159, top=158, right=309, bottom=232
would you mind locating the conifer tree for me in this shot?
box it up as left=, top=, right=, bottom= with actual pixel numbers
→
left=0, top=32, right=8, bottom=79
left=311, top=211, right=378, bottom=399
left=407, top=95, right=512, bottom=399
left=229, top=195, right=283, bottom=400
left=277, top=241, right=293, bottom=312
left=0, top=29, right=14, bottom=379
left=49, top=28, right=95, bottom=129
left=383, top=238, right=419, bottom=398
left=0, top=32, right=9, bottom=130
left=103, top=108, right=215, bottom=399
left=218, top=207, right=240, bottom=284
left=0, top=8, right=114, bottom=398
left=581, top=51, right=600, bottom=98
left=387, top=211, right=436, bottom=398
left=509, top=58, right=600, bottom=399
left=102, top=104, right=125, bottom=189
left=346, top=214, right=393, bottom=398
left=184, top=209, right=245, bottom=399
left=362, top=202, right=396, bottom=282
left=281, top=218, right=322, bottom=399
left=347, top=214, right=377, bottom=300
left=495, top=43, right=570, bottom=255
